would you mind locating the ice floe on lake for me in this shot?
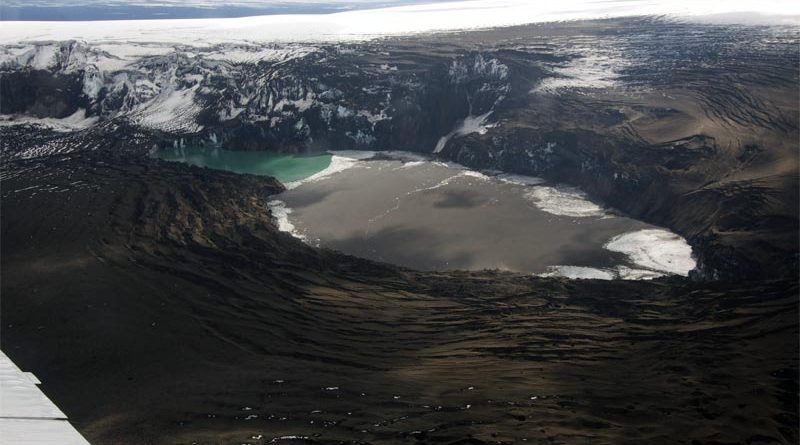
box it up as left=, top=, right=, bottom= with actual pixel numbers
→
left=267, top=199, right=306, bottom=240
left=605, top=229, right=696, bottom=276
left=524, top=185, right=607, bottom=218
left=284, top=150, right=376, bottom=190
left=540, top=229, right=696, bottom=279
left=495, top=173, right=546, bottom=186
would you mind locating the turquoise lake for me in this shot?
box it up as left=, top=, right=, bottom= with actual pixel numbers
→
left=155, top=146, right=332, bottom=183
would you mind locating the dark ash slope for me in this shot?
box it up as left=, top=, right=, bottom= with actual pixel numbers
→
left=0, top=17, right=798, bottom=445
left=1, top=148, right=797, bottom=445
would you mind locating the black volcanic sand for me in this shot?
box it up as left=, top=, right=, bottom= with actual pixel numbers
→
left=278, top=158, right=653, bottom=273
left=1, top=152, right=796, bottom=445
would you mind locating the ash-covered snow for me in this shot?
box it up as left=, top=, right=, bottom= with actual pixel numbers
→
left=532, top=48, right=628, bottom=94
left=132, top=84, right=203, bottom=133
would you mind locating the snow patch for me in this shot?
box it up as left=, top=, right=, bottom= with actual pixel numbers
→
left=524, top=185, right=606, bottom=218
left=459, top=170, right=490, bottom=180
left=203, top=45, right=317, bottom=64
left=539, top=266, right=615, bottom=280
left=539, top=264, right=670, bottom=280
left=267, top=200, right=305, bottom=240
left=495, top=173, right=546, bottom=186
left=29, top=44, right=57, bottom=69
left=433, top=110, right=494, bottom=153
left=604, top=229, right=696, bottom=276
left=275, top=92, right=316, bottom=113
left=133, top=84, right=203, bottom=133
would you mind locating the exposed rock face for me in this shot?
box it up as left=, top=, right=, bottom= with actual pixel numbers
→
left=1, top=19, right=798, bottom=280
left=1, top=40, right=512, bottom=150
left=0, top=70, right=86, bottom=117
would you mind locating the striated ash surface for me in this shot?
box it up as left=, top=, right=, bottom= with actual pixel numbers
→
left=1, top=148, right=797, bottom=444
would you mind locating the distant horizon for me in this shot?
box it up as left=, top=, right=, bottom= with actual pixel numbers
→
left=0, top=0, right=458, bottom=21
left=2, top=0, right=798, bottom=46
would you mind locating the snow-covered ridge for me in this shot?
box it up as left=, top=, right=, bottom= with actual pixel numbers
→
left=0, top=41, right=318, bottom=73
left=0, top=0, right=797, bottom=45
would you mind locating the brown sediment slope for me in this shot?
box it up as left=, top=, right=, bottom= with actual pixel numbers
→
left=2, top=151, right=796, bottom=444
